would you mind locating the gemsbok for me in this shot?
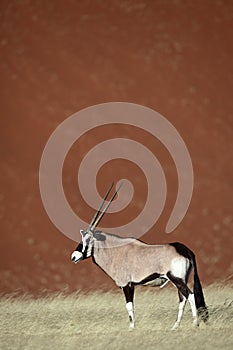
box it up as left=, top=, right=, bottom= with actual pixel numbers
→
left=71, top=183, right=208, bottom=329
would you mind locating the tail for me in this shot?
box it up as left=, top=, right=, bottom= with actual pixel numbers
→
left=192, top=254, right=209, bottom=322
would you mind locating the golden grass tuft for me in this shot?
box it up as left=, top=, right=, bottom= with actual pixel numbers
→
left=0, top=284, right=232, bottom=350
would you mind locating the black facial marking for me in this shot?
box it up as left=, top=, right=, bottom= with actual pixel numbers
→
left=75, top=242, right=83, bottom=252
left=74, top=242, right=89, bottom=260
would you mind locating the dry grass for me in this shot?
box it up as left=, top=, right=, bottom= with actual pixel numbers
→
left=0, top=284, right=232, bottom=350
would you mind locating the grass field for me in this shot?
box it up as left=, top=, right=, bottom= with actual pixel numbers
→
left=0, top=284, right=232, bottom=350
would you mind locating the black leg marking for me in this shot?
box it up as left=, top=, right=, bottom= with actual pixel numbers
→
left=123, top=284, right=135, bottom=328
left=167, top=272, right=192, bottom=299
left=178, top=290, right=184, bottom=302
left=123, top=284, right=135, bottom=303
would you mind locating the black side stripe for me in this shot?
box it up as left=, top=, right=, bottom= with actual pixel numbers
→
left=134, top=273, right=161, bottom=285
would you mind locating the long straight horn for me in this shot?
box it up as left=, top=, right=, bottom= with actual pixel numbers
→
left=91, top=182, right=122, bottom=230
left=88, top=182, right=114, bottom=231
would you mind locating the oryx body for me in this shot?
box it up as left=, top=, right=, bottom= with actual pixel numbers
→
left=71, top=184, right=208, bottom=329
left=92, top=233, right=188, bottom=287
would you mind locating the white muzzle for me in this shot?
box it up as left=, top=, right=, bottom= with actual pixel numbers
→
left=71, top=251, right=83, bottom=263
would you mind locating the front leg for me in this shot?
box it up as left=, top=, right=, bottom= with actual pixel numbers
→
left=123, top=284, right=135, bottom=329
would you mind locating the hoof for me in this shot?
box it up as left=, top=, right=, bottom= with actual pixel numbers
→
left=192, top=320, right=199, bottom=328
left=129, top=323, right=135, bottom=330
left=171, top=322, right=179, bottom=330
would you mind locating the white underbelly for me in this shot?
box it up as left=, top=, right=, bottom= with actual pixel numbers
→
left=142, top=277, right=168, bottom=287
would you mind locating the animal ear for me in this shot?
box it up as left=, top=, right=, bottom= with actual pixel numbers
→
left=80, top=229, right=85, bottom=237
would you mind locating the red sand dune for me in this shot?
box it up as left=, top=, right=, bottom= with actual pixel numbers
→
left=0, top=1, right=232, bottom=294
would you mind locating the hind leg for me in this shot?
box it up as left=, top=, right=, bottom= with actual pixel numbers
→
left=188, top=293, right=199, bottom=327
left=172, top=291, right=187, bottom=330
left=167, top=272, right=198, bottom=328
left=182, top=260, right=199, bottom=327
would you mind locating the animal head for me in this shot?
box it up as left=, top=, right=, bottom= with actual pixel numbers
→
left=71, top=182, right=121, bottom=264
left=71, top=229, right=94, bottom=263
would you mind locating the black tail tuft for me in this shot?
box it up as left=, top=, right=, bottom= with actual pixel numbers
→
left=193, top=256, right=209, bottom=322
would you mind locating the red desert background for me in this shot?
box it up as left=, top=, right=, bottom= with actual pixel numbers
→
left=0, top=0, right=232, bottom=294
